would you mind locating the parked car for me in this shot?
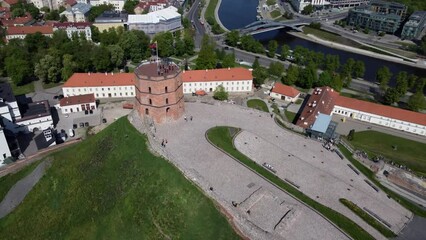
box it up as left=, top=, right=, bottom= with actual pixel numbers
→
left=79, top=122, right=84, bottom=128
left=58, top=94, right=64, bottom=100
left=73, top=124, right=77, bottom=129
left=102, top=118, right=107, bottom=124
left=68, top=129, right=74, bottom=137
left=85, top=122, right=89, bottom=127
left=53, top=95, right=58, bottom=99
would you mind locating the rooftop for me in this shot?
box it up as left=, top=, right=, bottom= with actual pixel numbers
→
left=60, top=93, right=95, bottom=107
left=94, top=11, right=128, bottom=23
left=271, top=83, right=300, bottom=98
left=62, top=3, right=91, bottom=15
left=6, top=25, right=53, bottom=35
left=3, top=0, right=19, bottom=5
left=128, top=6, right=180, bottom=24
left=53, top=22, right=91, bottom=28
left=64, top=73, right=135, bottom=87
left=134, top=60, right=180, bottom=79
left=182, top=68, right=253, bottom=83
left=17, top=100, right=51, bottom=122
left=0, top=83, right=16, bottom=103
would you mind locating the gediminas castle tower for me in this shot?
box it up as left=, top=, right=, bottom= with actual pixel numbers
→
left=134, top=60, right=185, bottom=123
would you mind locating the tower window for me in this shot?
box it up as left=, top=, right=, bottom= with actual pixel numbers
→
left=149, top=99, right=152, bottom=105
left=165, top=86, right=168, bottom=93
left=148, top=87, right=151, bottom=93
left=166, top=98, right=169, bottom=104
left=145, top=108, right=149, bottom=115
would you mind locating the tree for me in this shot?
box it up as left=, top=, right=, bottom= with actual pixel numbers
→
left=283, top=64, right=299, bottom=85
left=395, top=71, right=408, bottom=98
left=252, top=58, right=260, bottom=69
left=174, top=38, right=186, bottom=57
left=213, top=85, right=228, bottom=101
left=298, top=64, right=317, bottom=89
left=62, top=54, right=77, bottom=81
left=407, top=90, right=426, bottom=112
left=331, top=73, right=343, bottom=91
left=317, top=71, right=332, bottom=87
left=225, top=30, right=240, bottom=47
left=183, top=35, right=195, bottom=55
left=376, top=66, right=392, bottom=92
left=196, top=35, right=217, bottom=70
left=383, top=87, right=399, bottom=105
left=5, top=57, right=32, bottom=85
left=267, top=40, right=278, bottom=58
left=347, top=129, right=355, bottom=141
left=352, top=60, right=365, bottom=78
left=341, top=58, right=355, bottom=86
left=26, top=3, right=40, bottom=19
left=302, top=4, right=314, bottom=15
left=252, top=66, right=268, bottom=86
left=45, top=10, right=60, bottom=20
left=118, top=30, right=150, bottom=62
left=325, top=54, right=340, bottom=72
left=279, top=44, right=291, bottom=61
left=269, top=62, right=284, bottom=77
left=108, top=44, right=124, bottom=68
left=153, top=32, right=174, bottom=57
left=293, top=46, right=309, bottom=65
left=12, top=8, right=25, bottom=18
left=92, top=46, right=111, bottom=72
left=222, top=53, right=236, bottom=68
left=88, top=4, right=114, bottom=22
left=34, top=54, right=61, bottom=83
left=123, top=0, right=138, bottom=14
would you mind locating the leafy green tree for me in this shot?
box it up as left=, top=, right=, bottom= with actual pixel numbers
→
left=298, top=64, right=317, bottom=89
left=395, top=71, right=408, bottom=98
left=269, top=62, right=284, bottom=77
left=293, top=46, right=309, bottom=65
left=213, top=85, right=228, bottom=100
left=325, top=54, right=340, bottom=72
left=283, top=64, right=299, bottom=85
left=183, top=35, right=195, bottom=55
left=45, top=10, right=60, bottom=20
left=407, top=90, right=426, bottom=112
left=383, top=87, right=399, bottom=105
left=62, top=54, right=77, bottom=81
left=253, top=66, right=268, bottom=86
left=182, top=18, right=190, bottom=29
left=118, top=30, right=150, bottom=62
left=252, top=58, right=260, bottom=69
left=267, top=40, right=278, bottom=58
left=88, top=4, right=114, bottom=22
left=341, top=58, right=355, bottom=86
left=222, top=53, right=236, bottom=68
left=317, top=71, right=332, bottom=87
left=25, top=32, right=49, bottom=53
left=302, top=4, right=314, bottom=15
left=123, top=0, right=138, bottom=14
left=331, top=73, right=343, bottom=91
left=279, top=44, right=291, bottom=61
left=376, top=66, right=392, bottom=92
left=225, top=30, right=240, bottom=47
left=59, top=14, right=67, bottom=22
left=347, top=129, right=355, bottom=141
left=407, top=74, right=418, bottom=90
left=34, top=54, right=61, bottom=83
left=153, top=32, right=174, bottom=57
left=108, top=44, right=124, bottom=68
left=174, top=38, right=186, bottom=57
left=5, top=57, right=32, bottom=85
left=12, top=8, right=25, bottom=18
left=26, top=3, right=40, bottom=19
left=99, top=28, right=120, bottom=45
left=352, top=60, right=365, bottom=78
left=92, top=46, right=111, bottom=72
left=196, top=35, right=217, bottom=70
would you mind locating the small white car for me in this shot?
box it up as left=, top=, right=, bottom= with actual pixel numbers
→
left=68, top=129, right=75, bottom=137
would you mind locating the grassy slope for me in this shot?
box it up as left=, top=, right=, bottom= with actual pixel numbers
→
left=349, top=130, right=426, bottom=175
left=0, top=162, right=39, bottom=201
left=284, top=110, right=296, bottom=123
left=302, top=27, right=362, bottom=47
left=340, top=198, right=396, bottom=238
left=207, top=126, right=375, bottom=240
left=247, top=99, right=269, bottom=112
left=11, top=82, right=35, bottom=96
left=338, top=145, right=426, bottom=217
left=0, top=118, right=239, bottom=240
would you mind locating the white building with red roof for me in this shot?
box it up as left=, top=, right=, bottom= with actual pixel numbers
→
left=59, top=93, right=96, bottom=114
left=270, top=82, right=300, bottom=102
left=5, top=25, right=53, bottom=42
left=53, top=22, right=91, bottom=41
left=63, top=73, right=135, bottom=99
left=181, top=67, right=253, bottom=94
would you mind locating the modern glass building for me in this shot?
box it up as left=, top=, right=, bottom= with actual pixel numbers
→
left=401, top=11, right=426, bottom=40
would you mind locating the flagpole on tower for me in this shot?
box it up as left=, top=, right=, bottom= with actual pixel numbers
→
left=155, top=40, right=158, bottom=67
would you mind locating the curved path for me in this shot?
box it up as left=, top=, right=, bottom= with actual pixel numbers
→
left=0, top=160, right=50, bottom=219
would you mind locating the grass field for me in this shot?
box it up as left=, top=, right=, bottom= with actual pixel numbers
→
left=340, top=198, right=396, bottom=238
left=302, top=27, right=362, bottom=47
left=207, top=126, right=375, bottom=240
left=284, top=110, right=296, bottom=123
left=338, top=145, right=426, bottom=217
left=247, top=99, right=269, bottom=112
left=348, top=130, right=426, bottom=176
left=0, top=162, right=39, bottom=202
left=205, top=0, right=224, bottom=32
left=270, top=10, right=281, bottom=18
left=10, top=82, right=35, bottom=96
left=0, top=118, right=239, bottom=239
left=42, top=81, right=63, bottom=90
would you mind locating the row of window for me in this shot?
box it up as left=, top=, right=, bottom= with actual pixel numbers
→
left=67, top=86, right=132, bottom=93
left=184, top=86, right=250, bottom=93
left=185, top=81, right=250, bottom=87
left=95, top=92, right=132, bottom=97
left=147, top=98, right=169, bottom=105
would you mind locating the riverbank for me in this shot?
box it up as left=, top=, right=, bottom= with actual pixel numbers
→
left=214, top=0, right=228, bottom=32
left=289, top=31, right=426, bottom=70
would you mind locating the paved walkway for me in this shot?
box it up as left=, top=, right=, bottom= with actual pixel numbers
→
left=0, top=160, right=50, bottom=219
left=133, top=102, right=352, bottom=240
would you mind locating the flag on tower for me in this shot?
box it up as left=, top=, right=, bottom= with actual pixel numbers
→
left=150, top=41, right=157, bottom=49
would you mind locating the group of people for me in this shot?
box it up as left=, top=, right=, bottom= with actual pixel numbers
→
left=161, top=139, right=168, bottom=147
left=184, top=116, right=193, bottom=122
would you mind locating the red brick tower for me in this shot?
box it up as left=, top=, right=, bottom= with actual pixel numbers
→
left=134, top=60, right=185, bottom=123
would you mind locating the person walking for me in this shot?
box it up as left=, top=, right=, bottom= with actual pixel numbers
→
left=190, top=116, right=193, bottom=121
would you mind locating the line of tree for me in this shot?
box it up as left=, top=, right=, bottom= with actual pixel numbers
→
left=195, top=35, right=236, bottom=70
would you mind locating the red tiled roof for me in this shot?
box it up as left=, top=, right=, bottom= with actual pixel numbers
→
left=6, top=25, right=53, bottom=35
left=135, top=0, right=167, bottom=10
left=1, top=13, right=33, bottom=26
left=53, top=22, right=91, bottom=28
left=65, top=0, right=77, bottom=6
left=63, top=73, right=135, bottom=87
left=3, top=0, right=19, bottom=5
left=271, top=83, right=300, bottom=98
left=335, top=96, right=426, bottom=126
left=182, top=68, right=253, bottom=83
left=296, top=87, right=339, bottom=129
left=60, top=93, right=95, bottom=107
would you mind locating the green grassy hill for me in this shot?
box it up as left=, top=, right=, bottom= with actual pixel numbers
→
left=0, top=118, right=239, bottom=240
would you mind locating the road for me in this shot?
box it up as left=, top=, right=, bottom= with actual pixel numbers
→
left=186, top=0, right=205, bottom=49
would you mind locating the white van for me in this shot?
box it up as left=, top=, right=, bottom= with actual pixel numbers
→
left=68, top=129, right=75, bottom=137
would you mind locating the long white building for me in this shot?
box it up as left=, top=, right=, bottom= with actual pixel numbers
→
left=53, top=22, right=92, bottom=41
left=127, top=6, right=181, bottom=34
left=59, top=93, right=96, bottom=114
left=0, top=127, right=11, bottom=164
left=90, top=0, right=125, bottom=11
left=181, top=68, right=253, bottom=94
left=63, top=73, right=136, bottom=98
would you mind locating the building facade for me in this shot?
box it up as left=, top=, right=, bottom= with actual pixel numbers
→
left=53, top=22, right=92, bottom=40
left=60, top=2, right=91, bottom=22
left=28, top=0, right=64, bottom=10
left=270, top=82, right=300, bottom=102
left=5, top=25, right=53, bottom=42
left=401, top=11, right=426, bottom=40
left=59, top=93, right=96, bottom=114
left=127, top=6, right=181, bottom=35
left=181, top=68, right=253, bottom=94
left=90, top=0, right=125, bottom=11
left=328, top=0, right=369, bottom=9
left=93, top=11, right=128, bottom=31
left=0, top=127, right=11, bottom=164
left=134, top=61, right=185, bottom=123
left=63, top=73, right=136, bottom=99
left=14, top=100, right=54, bottom=133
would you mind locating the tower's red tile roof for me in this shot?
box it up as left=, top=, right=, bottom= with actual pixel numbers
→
left=335, top=96, right=426, bottom=126
left=60, top=93, right=95, bottom=107
left=63, top=73, right=135, bottom=87
left=296, top=87, right=339, bottom=129
left=271, top=82, right=300, bottom=98
left=6, top=25, right=53, bottom=35
left=182, top=68, right=253, bottom=82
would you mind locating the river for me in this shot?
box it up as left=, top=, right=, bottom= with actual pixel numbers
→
left=218, top=0, right=426, bottom=84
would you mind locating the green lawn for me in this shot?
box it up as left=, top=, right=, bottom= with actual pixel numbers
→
left=302, top=27, right=362, bottom=47
left=340, top=199, right=396, bottom=238
left=348, top=130, right=426, bottom=176
left=0, top=162, right=39, bottom=202
left=284, top=110, right=296, bottom=123
left=205, top=0, right=224, bottom=32
left=42, top=81, right=63, bottom=90
left=270, top=10, right=281, bottom=18
left=338, top=145, right=426, bottom=217
left=207, top=127, right=375, bottom=240
left=0, top=118, right=239, bottom=240
left=247, top=99, right=269, bottom=112
left=11, top=82, right=35, bottom=95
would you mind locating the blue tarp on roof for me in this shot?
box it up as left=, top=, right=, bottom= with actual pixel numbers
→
left=311, top=113, right=332, bottom=133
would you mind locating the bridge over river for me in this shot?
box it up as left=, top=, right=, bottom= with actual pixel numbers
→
left=240, top=19, right=310, bottom=35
